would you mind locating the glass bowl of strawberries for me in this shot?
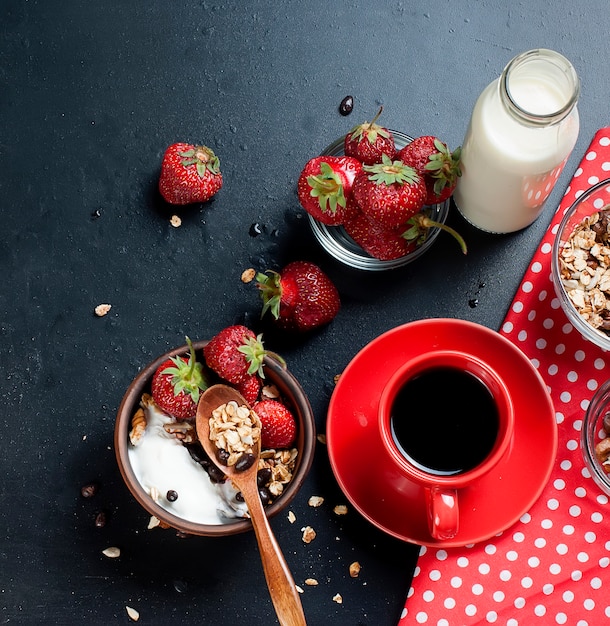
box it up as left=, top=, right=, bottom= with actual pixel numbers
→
left=305, top=128, right=464, bottom=271
left=114, top=329, right=316, bottom=537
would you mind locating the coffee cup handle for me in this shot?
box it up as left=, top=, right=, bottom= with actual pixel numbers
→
left=425, top=487, right=458, bottom=540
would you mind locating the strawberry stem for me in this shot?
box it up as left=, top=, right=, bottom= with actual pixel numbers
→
left=185, top=336, right=197, bottom=376
left=369, top=105, right=384, bottom=127
left=402, top=213, right=467, bottom=255
left=419, top=216, right=468, bottom=255
left=265, top=350, right=287, bottom=370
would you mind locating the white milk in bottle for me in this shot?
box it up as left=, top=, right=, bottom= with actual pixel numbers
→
left=453, top=49, right=580, bottom=233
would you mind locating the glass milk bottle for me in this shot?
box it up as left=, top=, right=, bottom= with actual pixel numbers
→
left=453, top=49, right=580, bottom=233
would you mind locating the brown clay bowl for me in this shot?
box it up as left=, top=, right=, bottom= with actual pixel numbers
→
left=114, top=339, right=316, bottom=536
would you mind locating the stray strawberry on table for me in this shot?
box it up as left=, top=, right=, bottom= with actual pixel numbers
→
left=255, top=260, right=341, bottom=332
left=158, top=142, right=223, bottom=205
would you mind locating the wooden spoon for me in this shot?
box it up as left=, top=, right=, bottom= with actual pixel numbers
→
left=196, top=384, right=307, bottom=626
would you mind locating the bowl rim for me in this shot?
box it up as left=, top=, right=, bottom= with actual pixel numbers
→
left=582, top=377, right=610, bottom=496
left=114, top=339, right=316, bottom=536
left=308, top=129, right=451, bottom=271
left=551, top=177, right=610, bottom=351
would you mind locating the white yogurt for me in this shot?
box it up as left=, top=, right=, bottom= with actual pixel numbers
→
left=454, top=50, right=579, bottom=233
left=128, top=400, right=248, bottom=525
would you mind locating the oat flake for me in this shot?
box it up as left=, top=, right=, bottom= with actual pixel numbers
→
left=126, top=606, right=140, bottom=621
left=102, top=546, right=120, bottom=558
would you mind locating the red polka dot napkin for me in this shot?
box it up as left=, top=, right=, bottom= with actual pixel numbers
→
left=400, top=128, right=610, bottom=626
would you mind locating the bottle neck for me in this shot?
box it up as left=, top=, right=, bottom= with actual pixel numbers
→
left=499, top=48, right=579, bottom=127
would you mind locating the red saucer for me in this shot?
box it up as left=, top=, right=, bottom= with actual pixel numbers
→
left=326, top=319, right=556, bottom=547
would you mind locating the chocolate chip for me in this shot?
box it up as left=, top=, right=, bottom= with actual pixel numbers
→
left=235, top=452, right=256, bottom=472
left=217, top=448, right=230, bottom=466
left=166, top=490, right=179, bottom=502
left=94, top=511, right=107, bottom=528
left=339, top=95, right=354, bottom=116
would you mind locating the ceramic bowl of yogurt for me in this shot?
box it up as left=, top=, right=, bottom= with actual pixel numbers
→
left=114, top=339, right=316, bottom=536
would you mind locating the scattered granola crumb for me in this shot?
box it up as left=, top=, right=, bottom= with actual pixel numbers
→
left=170, top=214, right=182, bottom=227
left=349, top=561, right=361, bottom=578
left=262, top=384, right=280, bottom=399
left=333, top=593, right=343, bottom=604
left=304, top=578, right=318, bottom=586
left=126, top=606, right=140, bottom=622
left=333, top=504, right=348, bottom=516
left=333, top=373, right=341, bottom=384
left=296, top=585, right=304, bottom=594
left=308, top=495, right=324, bottom=507
left=148, top=515, right=160, bottom=530
left=301, top=526, right=316, bottom=544
left=102, top=546, right=121, bottom=558
left=241, top=268, right=256, bottom=283
left=94, top=303, right=112, bottom=317
left=317, top=434, right=327, bottom=445
left=287, top=511, right=297, bottom=524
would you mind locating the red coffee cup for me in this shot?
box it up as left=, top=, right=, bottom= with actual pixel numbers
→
left=378, top=350, right=515, bottom=541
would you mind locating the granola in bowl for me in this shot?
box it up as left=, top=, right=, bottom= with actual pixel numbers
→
left=552, top=178, right=610, bottom=351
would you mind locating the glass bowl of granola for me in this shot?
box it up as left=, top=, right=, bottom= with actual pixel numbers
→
left=582, top=378, right=610, bottom=496
left=114, top=339, right=316, bottom=537
left=552, top=178, right=610, bottom=351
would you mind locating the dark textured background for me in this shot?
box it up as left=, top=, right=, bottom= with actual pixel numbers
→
left=2, top=1, right=610, bottom=624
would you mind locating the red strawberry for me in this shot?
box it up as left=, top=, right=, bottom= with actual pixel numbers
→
left=397, top=136, right=462, bottom=205
left=151, top=337, right=210, bottom=419
left=352, top=155, right=426, bottom=229
left=159, top=142, right=223, bottom=205
left=203, top=325, right=267, bottom=385
left=297, top=156, right=362, bottom=225
left=344, top=209, right=416, bottom=261
left=253, top=399, right=297, bottom=449
left=235, top=374, right=262, bottom=405
left=344, top=106, right=396, bottom=165
left=256, top=261, right=340, bottom=332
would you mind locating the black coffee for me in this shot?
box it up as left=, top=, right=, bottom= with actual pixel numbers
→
left=390, top=366, right=499, bottom=476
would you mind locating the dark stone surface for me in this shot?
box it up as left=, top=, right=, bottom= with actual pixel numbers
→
left=2, top=1, right=610, bottom=624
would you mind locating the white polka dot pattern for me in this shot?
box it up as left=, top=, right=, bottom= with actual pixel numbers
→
left=401, top=129, right=610, bottom=625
